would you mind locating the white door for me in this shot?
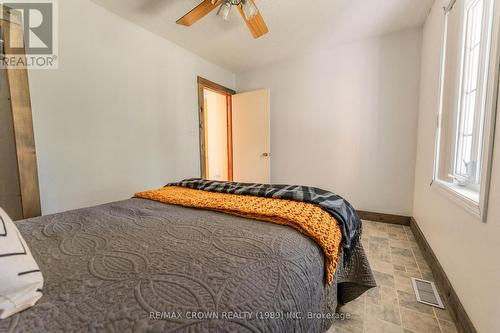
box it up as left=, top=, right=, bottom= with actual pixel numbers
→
left=232, top=89, right=270, bottom=183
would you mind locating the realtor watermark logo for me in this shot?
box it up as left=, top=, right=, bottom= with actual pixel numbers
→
left=0, top=0, right=58, bottom=69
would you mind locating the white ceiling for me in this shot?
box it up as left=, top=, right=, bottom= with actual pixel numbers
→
left=91, top=0, right=435, bottom=73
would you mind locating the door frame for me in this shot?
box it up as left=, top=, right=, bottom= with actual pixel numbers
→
left=197, top=76, right=236, bottom=180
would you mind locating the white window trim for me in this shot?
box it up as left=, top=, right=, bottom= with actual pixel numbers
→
left=453, top=0, right=488, bottom=184
left=433, top=179, right=482, bottom=217
left=432, top=0, right=500, bottom=222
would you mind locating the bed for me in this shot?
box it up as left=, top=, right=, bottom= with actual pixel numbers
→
left=0, top=183, right=375, bottom=333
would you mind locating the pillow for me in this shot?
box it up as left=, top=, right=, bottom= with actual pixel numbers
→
left=0, top=208, right=43, bottom=319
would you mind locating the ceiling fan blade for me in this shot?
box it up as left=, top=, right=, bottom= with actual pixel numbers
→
left=176, top=0, right=221, bottom=26
left=237, top=0, right=269, bottom=38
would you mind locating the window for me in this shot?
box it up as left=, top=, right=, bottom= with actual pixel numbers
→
left=433, top=0, right=499, bottom=220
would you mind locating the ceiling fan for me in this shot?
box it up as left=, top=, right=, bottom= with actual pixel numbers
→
left=176, top=0, right=269, bottom=39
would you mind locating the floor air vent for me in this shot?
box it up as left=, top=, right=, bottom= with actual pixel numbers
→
left=411, top=278, right=444, bottom=309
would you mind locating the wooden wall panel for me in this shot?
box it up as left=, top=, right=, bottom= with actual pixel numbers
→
left=1, top=16, right=41, bottom=219
left=0, top=61, right=23, bottom=220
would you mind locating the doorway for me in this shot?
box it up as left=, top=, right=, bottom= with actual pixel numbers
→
left=197, top=76, right=271, bottom=183
left=198, top=77, right=235, bottom=181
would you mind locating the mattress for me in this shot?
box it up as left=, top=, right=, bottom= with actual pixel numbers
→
left=0, top=198, right=375, bottom=333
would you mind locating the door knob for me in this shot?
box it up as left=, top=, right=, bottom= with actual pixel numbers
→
left=262, top=153, right=270, bottom=157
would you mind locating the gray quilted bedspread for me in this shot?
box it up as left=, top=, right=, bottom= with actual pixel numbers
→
left=0, top=198, right=375, bottom=333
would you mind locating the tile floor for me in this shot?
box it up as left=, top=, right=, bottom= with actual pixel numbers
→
left=328, top=220, right=459, bottom=333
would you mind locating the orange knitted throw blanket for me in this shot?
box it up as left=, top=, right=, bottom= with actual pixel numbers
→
left=135, top=186, right=342, bottom=284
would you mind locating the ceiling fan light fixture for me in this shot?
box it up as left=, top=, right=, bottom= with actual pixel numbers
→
left=176, top=0, right=268, bottom=38
left=241, top=0, right=258, bottom=20
left=217, top=2, right=232, bottom=21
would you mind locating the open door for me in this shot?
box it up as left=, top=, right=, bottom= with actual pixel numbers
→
left=232, top=89, right=270, bottom=183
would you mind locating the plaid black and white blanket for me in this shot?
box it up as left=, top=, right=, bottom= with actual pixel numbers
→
left=168, top=178, right=362, bottom=259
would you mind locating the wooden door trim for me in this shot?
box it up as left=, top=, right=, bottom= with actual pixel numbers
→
left=198, top=76, right=236, bottom=96
left=226, top=95, right=233, bottom=181
left=1, top=17, right=41, bottom=218
left=197, top=76, right=235, bottom=181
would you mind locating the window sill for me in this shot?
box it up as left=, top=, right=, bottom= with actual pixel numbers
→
left=432, top=179, right=482, bottom=219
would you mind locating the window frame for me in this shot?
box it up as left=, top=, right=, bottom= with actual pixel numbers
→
left=453, top=0, right=487, bottom=186
left=432, top=0, right=500, bottom=222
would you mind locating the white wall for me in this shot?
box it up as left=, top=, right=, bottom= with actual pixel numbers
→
left=413, top=1, right=500, bottom=332
left=28, top=0, right=235, bottom=215
left=236, top=29, right=422, bottom=216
